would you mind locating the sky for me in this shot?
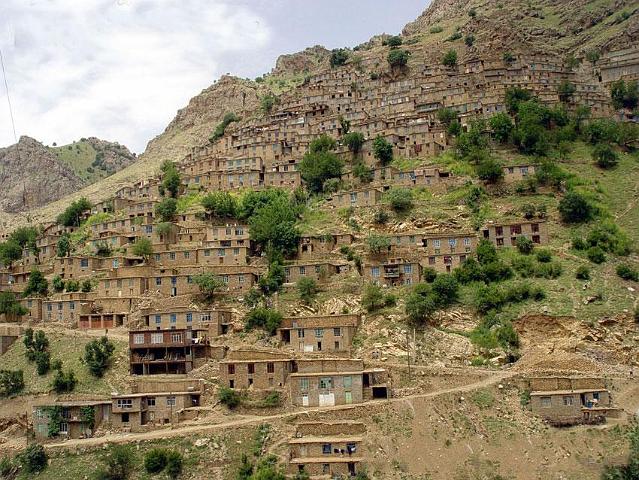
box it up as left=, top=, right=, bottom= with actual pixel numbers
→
left=0, top=0, right=427, bottom=153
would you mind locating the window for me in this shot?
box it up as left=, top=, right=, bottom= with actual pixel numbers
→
left=267, top=362, right=275, bottom=373
left=151, top=333, right=163, bottom=344
left=428, top=256, right=436, bottom=265
left=563, top=396, right=574, bottom=406
left=133, top=334, right=144, bottom=344
left=531, top=223, right=539, bottom=233
left=319, top=377, right=333, bottom=389
left=233, top=248, right=240, bottom=256
left=299, top=266, right=306, bottom=275
left=448, top=238, right=457, bottom=247
left=80, top=259, right=89, bottom=268
left=315, top=328, right=324, bottom=337
left=171, top=276, right=177, bottom=285
left=343, top=376, right=352, bottom=389
left=204, top=249, right=211, bottom=257
left=510, top=225, right=522, bottom=235
left=433, top=239, right=441, bottom=248
left=371, top=266, right=380, bottom=278
left=47, top=304, right=52, bottom=312
left=69, top=302, right=75, bottom=310
left=187, top=276, right=193, bottom=284
left=155, top=277, right=162, bottom=286
left=464, top=238, right=471, bottom=246
left=117, top=399, right=133, bottom=409
left=155, top=254, right=161, bottom=262
left=238, top=274, right=245, bottom=283
left=60, top=422, right=69, bottom=434
left=297, top=329, right=305, bottom=338
left=166, top=396, right=176, bottom=407
left=184, top=251, right=190, bottom=259
left=217, top=249, right=225, bottom=257
left=540, top=396, right=552, bottom=407
left=228, top=364, right=235, bottom=375
left=186, top=313, right=192, bottom=323
left=121, top=412, right=130, bottom=423
left=248, top=363, right=255, bottom=374
left=495, top=226, right=503, bottom=236
left=155, top=315, right=162, bottom=325
left=147, top=397, right=156, bottom=407
left=403, top=264, right=412, bottom=274
left=333, top=327, right=341, bottom=337
left=300, top=378, right=309, bottom=391
left=221, top=275, right=229, bottom=284
left=171, top=333, right=182, bottom=343
left=322, top=444, right=332, bottom=455
left=170, top=314, right=177, bottom=324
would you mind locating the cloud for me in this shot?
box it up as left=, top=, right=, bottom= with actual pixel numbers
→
left=0, top=0, right=271, bottom=152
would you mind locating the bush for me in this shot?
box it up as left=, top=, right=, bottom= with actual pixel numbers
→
left=385, top=35, right=403, bottom=47
left=23, top=268, right=48, bottom=297
left=201, top=191, right=237, bottom=218
left=258, top=262, right=286, bottom=295
left=592, top=143, right=619, bottom=169
left=534, top=261, right=563, bottom=279
left=429, top=25, right=443, bottom=34
left=18, top=444, right=48, bottom=474
left=0, top=457, right=13, bottom=477
left=352, top=162, right=373, bottom=183
left=52, top=274, right=65, bottom=293
left=260, top=94, right=278, bottom=114
left=155, top=198, right=177, bottom=223
left=330, top=48, right=349, bottom=67
left=386, top=188, right=413, bottom=212
left=95, top=444, right=135, bottom=480
left=535, top=249, right=552, bottom=263
left=616, top=264, right=639, bottom=281
left=587, top=246, right=606, bottom=264
left=56, top=234, right=71, bottom=257
left=83, top=337, right=115, bottom=377
left=373, top=210, right=389, bottom=224
left=442, top=49, right=458, bottom=67
left=489, top=112, right=514, bottom=143
left=454, top=258, right=485, bottom=284
left=437, top=108, right=457, bottom=126
left=388, top=49, right=410, bottom=68
left=297, top=277, right=318, bottom=304
left=0, top=291, right=27, bottom=317
left=422, top=267, right=438, bottom=283
left=144, top=449, right=167, bottom=474
left=0, top=369, right=24, bottom=397
left=367, top=234, right=391, bottom=254
left=0, top=240, right=22, bottom=266
left=372, top=135, right=393, bottom=165
left=51, top=367, right=77, bottom=393
left=219, top=386, right=241, bottom=409
left=193, top=272, right=225, bottom=301
left=299, top=149, right=343, bottom=194
left=575, top=265, right=591, bottom=280
left=477, top=239, right=498, bottom=265
left=558, top=191, right=595, bottom=223
left=160, top=161, right=181, bottom=199
left=361, top=284, right=386, bottom=313
left=476, top=158, right=504, bottom=183
left=558, top=81, right=576, bottom=102
left=209, top=112, right=239, bottom=142
left=131, top=238, right=153, bottom=258
left=57, top=197, right=91, bottom=227
left=244, top=308, right=282, bottom=335
left=406, top=277, right=458, bottom=324
left=464, top=34, right=475, bottom=46
left=165, top=450, right=183, bottom=479
left=516, top=236, right=534, bottom=254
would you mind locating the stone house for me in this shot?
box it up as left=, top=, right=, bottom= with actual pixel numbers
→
left=129, top=328, right=213, bottom=375
left=110, top=379, right=202, bottom=431
left=421, top=252, right=470, bottom=274
left=141, top=306, right=232, bottom=333
left=277, top=314, right=360, bottom=353
left=32, top=400, right=112, bottom=440
left=43, top=293, right=93, bottom=324
left=283, top=261, right=348, bottom=284
left=20, top=297, right=43, bottom=322
left=287, top=421, right=366, bottom=478
left=529, top=377, right=618, bottom=426
left=482, top=220, right=549, bottom=247
left=363, top=258, right=421, bottom=286
left=502, top=164, right=537, bottom=183
left=0, top=325, right=23, bottom=354
left=78, top=312, right=128, bottom=330
left=219, top=349, right=293, bottom=390
left=327, top=188, right=383, bottom=209
left=288, top=358, right=389, bottom=407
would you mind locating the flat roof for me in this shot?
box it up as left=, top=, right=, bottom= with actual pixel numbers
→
left=288, top=436, right=363, bottom=444
left=289, top=457, right=364, bottom=464
left=112, top=391, right=200, bottom=399
left=33, top=399, right=111, bottom=407
left=531, top=389, right=608, bottom=396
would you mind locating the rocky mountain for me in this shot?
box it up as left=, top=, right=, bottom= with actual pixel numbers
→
left=0, top=136, right=135, bottom=213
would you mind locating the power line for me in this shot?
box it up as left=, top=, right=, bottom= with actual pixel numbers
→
left=0, top=48, right=19, bottom=145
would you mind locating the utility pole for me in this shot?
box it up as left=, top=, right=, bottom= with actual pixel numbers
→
left=406, top=328, right=411, bottom=381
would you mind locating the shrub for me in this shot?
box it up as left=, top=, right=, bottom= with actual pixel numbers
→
left=209, top=112, right=239, bottom=142
left=482, top=261, right=513, bottom=283
left=82, top=337, right=115, bottom=377
left=361, top=283, right=386, bottom=313
left=489, top=112, right=514, bottom=143
left=535, top=249, right=552, bottom=263
left=367, top=234, right=391, bottom=254
left=422, top=267, right=438, bottom=283
left=52, top=274, right=65, bottom=293
left=51, top=368, right=77, bottom=393
left=445, top=31, right=462, bottom=42
left=610, top=79, right=639, bottom=110
left=442, top=49, right=458, bottom=67
left=503, top=52, right=515, bottom=64
left=95, top=444, right=135, bottom=480
left=201, top=191, right=237, bottom=218
left=558, top=81, right=576, bottom=102
left=516, top=236, right=534, bottom=254
left=372, top=135, right=393, bottom=165
left=165, top=450, right=183, bottom=479
left=431, top=274, right=459, bottom=304
left=0, top=457, right=13, bottom=477
left=300, top=150, right=343, bottom=194
left=81, top=279, right=93, bottom=293
left=429, top=25, right=443, bottom=34
left=193, top=272, right=225, bottom=301
left=454, top=258, right=485, bottom=284
left=23, top=268, right=48, bottom=297
left=386, top=35, right=403, bottom=47
left=352, top=162, right=373, bottom=183
left=437, top=108, right=458, bottom=126
left=0, top=240, right=22, bottom=266
left=18, top=444, right=48, bottom=474
left=373, top=210, right=389, bottom=224
left=155, top=198, right=177, bottom=222
left=558, top=191, right=595, bottom=223
left=144, top=449, right=167, bottom=474
left=343, top=132, right=365, bottom=154
left=330, top=48, right=349, bottom=67
left=405, top=284, right=438, bottom=324
left=592, top=143, right=619, bottom=169
left=476, top=158, right=504, bottom=183
left=219, top=387, right=241, bottom=409
left=575, top=265, right=591, bottom=280
left=477, top=239, right=498, bottom=265
left=0, top=369, right=24, bottom=397
left=258, top=262, right=286, bottom=295
left=244, top=308, right=282, bottom=335
left=534, top=261, right=563, bottom=279
left=297, top=277, right=318, bottom=304
left=464, top=34, right=475, bottom=47
left=388, top=49, right=410, bottom=68
left=616, top=264, right=639, bottom=281
left=160, top=161, right=181, bottom=198
left=0, top=291, right=27, bottom=317
left=260, top=94, right=278, bottom=114
left=95, top=241, right=113, bottom=257
left=587, top=246, right=606, bottom=264
left=131, top=237, right=153, bottom=258
left=386, top=188, right=413, bottom=212
left=56, top=234, right=71, bottom=257
left=57, top=197, right=92, bottom=227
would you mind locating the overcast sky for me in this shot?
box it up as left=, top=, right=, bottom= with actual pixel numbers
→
left=0, top=0, right=427, bottom=153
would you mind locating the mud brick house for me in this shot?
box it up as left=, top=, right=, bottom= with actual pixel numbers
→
left=277, top=314, right=360, bottom=353
left=19, top=297, right=43, bottom=322
left=363, top=258, right=421, bottom=286
left=421, top=252, right=470, bottom=273
left=529, top=377, right=619, bottom=426
left=482, top=220, right=549, bottom=247
left=110, top=379, right=202, bottom=431
left=283, top=261, right=348, bottom=284
left=287, top=421, right=366, bottom=478
left=289, top=358, right=389, bottom=407
left=79, top=312, right=128, bottom=329
left=141, top=306, right=232, bottom=333
left=327, top=187, right=383, bottom=209
left=129, top=328, right=213, bottom=375
left=32, top=399, right=112, bottom=440
left=196, top=245, right=249, bottom=266
left=0, top=325, right=23, bottom=354
left=151, top=248, right=199, bottom=267
left=43, top=292, right=93, bottom=324
left=219, top=349, right=293, bottom=390
left=502, top=164, right=537, bottom=183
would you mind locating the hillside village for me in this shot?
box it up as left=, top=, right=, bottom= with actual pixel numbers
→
left=1, top=0, right=639, bottom=479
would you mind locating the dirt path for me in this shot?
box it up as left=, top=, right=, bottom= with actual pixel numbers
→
left=45, top=370, right=516, bottom=451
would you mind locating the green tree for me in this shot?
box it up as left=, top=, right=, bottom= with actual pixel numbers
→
left=18, top=444, right=48, bottom=474
left=95, top=444, right=135, bottom=480
left=343, top=132, right=365, bottom=154
left=352, top=162, right=373, bottom=183
left=386, top=188, right=413, bottom=212
left=297, top=277, right=318, bottom=304
left=372, top=135, right=393, bottom=165
left=610, top=79, right=639, bottom=110
left=9, top=226, right=39, bottom=255
left=0, top=291, right=28, bottom=317
left=558, top=81, right=576, bottom=102
left=218, top=386, right=241, bottom=409
left=51, top=275, right=65, bottom=293
left=66, top=279, right=80, bottom=292
left=260, top=94, right=279, bottom=114
left=592, top=143, right=619, bottom=169
left=95, top=241, right=113, bottom=257
left=437, top=108, right=458, bottom=126
left=464, top=34, right=475, bottom=47
left=244, top=308, right=283, bottom=335
left=57, top=197, right=92, bottom=227
left=258, top=261, right=286, bottom=295
left=489, top=112, right=514, bottom=143
left=516, top=236, right=534, bottom=254
left=51, top=367, right=77, bottom=393
left=476, top=158, right=504, bottom=183
left=201, top=191, right=238, bottom=218
left=386, top=35, right=403, bottom=47
left=366, top=234, right=391, bottom=254
left=361, top=283, right=387, bottom=313
left=82, top=337, right=115, bottom=377
left=0, top=369, right=24, bottom=396
left=388, top=49, right=410, bottom=68
left=0, top=240, right=22, bottom=266
left=585, top=49, right=600, bottom=64
left=144, top=449, right=167, bottom=474
left=309, top=134, right=337, bottom=154
left=330, top=48, right=349, bottom=67
left=165, top=450, right=183, bottom=479
left=299, top=150, right=343, bottom=194
left=23, top=269, right=48, bottom=297
left=210, top=112, right=240, bottom=143
left=193, top=273, right=225, bottom=301
left=248, top=196, right=300, bottom=257
left=160, top=161, right=181, bottom=198
left=505, top=87, right=532, bottom=115
left=131, top=237, right=153, bottom=258
left=81, top=279, right=93, bottom=293
left=477, top=239, right=498, bottom=265
left=442, top=49, right=458, bottom=67
left=155, top=198, right=178, bottom=222
left=405, top=283, right=438, bottom=324
left=56, top=234, right=71, bottom=257
left=559, top=191, right=595, bottom=223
